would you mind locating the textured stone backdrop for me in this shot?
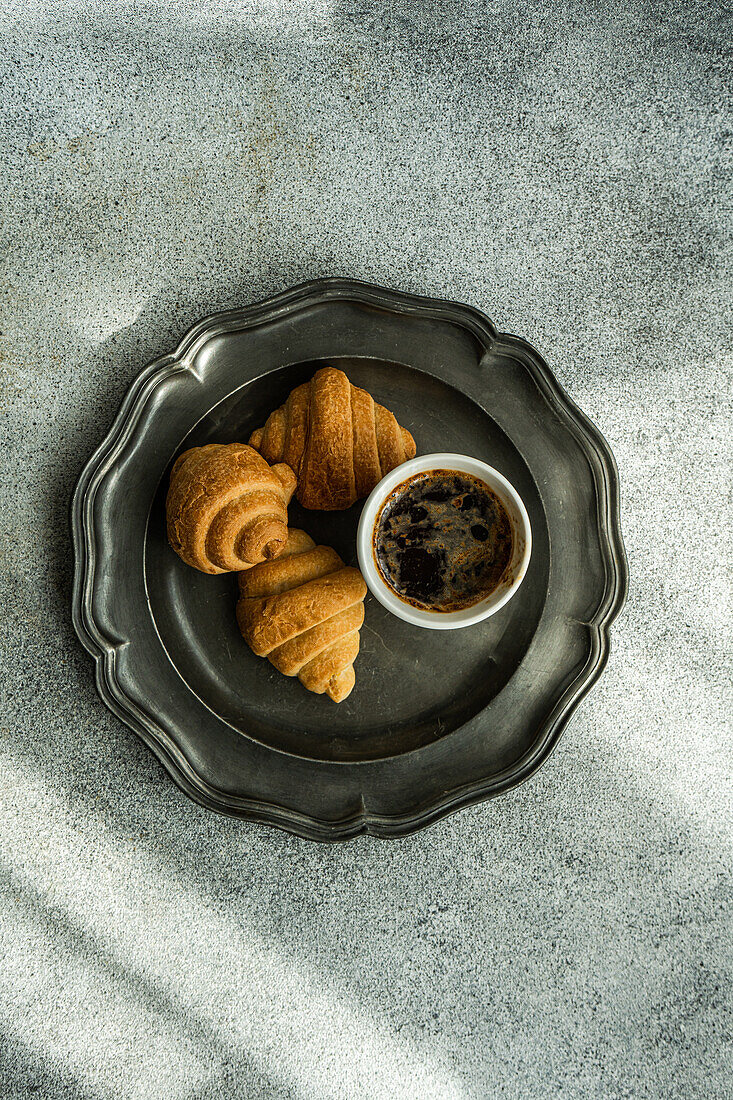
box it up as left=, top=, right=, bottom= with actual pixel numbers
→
left=1, top=1, right=731, bottom=1097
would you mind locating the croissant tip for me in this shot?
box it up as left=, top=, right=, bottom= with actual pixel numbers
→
left=263, top=539, right=284, bottom=560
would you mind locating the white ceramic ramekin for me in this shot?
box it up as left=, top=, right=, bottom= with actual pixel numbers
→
left=357, top=453, right=532, bottom=630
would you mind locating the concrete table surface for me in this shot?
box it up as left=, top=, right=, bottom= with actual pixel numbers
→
left=1, top=2, right=731, bottom=1098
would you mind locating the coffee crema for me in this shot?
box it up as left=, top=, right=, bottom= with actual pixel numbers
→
left=373, top=469, right=513, bottom=613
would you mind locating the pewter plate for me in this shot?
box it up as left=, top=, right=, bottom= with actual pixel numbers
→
left=71, top=279, right=627, bottom=840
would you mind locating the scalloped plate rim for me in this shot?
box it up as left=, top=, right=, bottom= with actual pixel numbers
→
left=70, top=277, right=628, bottom=840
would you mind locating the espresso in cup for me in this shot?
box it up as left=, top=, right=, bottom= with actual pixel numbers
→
left=373, top=469, right=513, bottom=613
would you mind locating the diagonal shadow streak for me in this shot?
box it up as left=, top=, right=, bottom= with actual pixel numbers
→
left=0, top=1030, right=99, bottom=1100
left=0, top=863, right=296, bottom=1100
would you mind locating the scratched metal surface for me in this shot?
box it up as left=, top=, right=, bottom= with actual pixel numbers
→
left=1, top=1, right=731, bottom=1098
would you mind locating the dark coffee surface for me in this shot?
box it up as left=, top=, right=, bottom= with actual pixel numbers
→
left=374, top=469, right=513, bottom=612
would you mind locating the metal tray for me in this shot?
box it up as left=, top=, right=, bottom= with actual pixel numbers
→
left=71, top=279, right=627, bottom=840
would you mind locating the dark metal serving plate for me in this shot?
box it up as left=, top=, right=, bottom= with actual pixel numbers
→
left=72, top=279, right=627, bottom=840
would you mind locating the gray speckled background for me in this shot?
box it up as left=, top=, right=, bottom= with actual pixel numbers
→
left=1, top=1, right=731, bottom=1097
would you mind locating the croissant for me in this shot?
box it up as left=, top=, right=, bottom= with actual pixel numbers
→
left=236, top=529, right=367, bottom=703
left=248, top=366, right=416, bottom=510
left=166, top=443, right=297, bottom=574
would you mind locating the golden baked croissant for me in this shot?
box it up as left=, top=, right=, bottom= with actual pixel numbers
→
left=236, top=529, right=367, bottom=702
left=166, top=443, right=297, bottom=574
left=248, top=366, right=416, bottom=510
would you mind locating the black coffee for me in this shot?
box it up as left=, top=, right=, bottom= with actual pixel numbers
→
left=373, top=469, right=513, bottom=613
